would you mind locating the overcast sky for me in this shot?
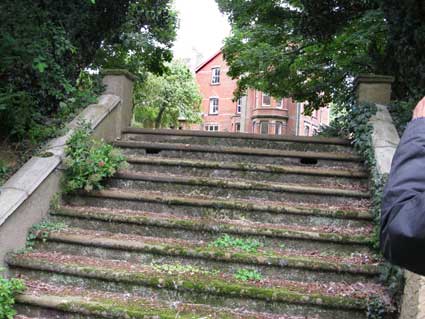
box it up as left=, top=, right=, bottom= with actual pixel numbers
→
left=173, top=0, right=231, bottom=66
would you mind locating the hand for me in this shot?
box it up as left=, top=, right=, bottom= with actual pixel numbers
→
left=413, top=97, right=425, bottom=119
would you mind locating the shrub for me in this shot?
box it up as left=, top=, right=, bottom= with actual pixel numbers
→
left=63, top=122, right=127, bottom=193
left=0, top=272, right=25, bottom=319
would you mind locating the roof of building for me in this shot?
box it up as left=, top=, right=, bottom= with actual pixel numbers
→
left=195, top=50, right=222, bottom=73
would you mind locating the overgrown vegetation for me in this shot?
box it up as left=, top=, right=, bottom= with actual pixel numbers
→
left=210, top=234, right=262, bottom=253
left=0, top=0, right=176, bottom=141
left=133, top=61, right=202, bottom=128
left=0, top=271, right=25, bottom=319
left=151, top=263, right=216, bottom=275
left=388, top=99, right=417, bottom=136
left=367, top=297, right=386, bottom=319
left=234, top=268, right=263, bottom=282
left=322, top=101, right=404, bottom=317
left=26, top=220, right=68, bottom=250
left=63, top=122, right=127, bottom=193
left=216, top=0, right=425, bottom=114
left=0, top=161, right=9, bottom=185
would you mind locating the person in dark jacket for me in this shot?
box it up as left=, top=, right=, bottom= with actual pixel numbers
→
left=381, top=97, right=425, bottom=275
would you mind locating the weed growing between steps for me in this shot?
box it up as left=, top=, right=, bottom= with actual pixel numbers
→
left=234, top=269, right=263, bottom=281
left=210, top=234, right=262, bottom=253
left=25, top=220, right=68, bottom=250
left=63, top=122, right=127, bottom=193
left=151, top=263, right=218, bottom=276
left=0, top=270, right=25, bottom=319
left=323, top=102, right=404, bottom=317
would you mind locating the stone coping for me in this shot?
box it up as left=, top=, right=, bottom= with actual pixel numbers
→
left=101, top=69, right=138, bottom=82
left=354, top=74, right=395, bottom=86
left=0, top=94, right=121, bottom=228
left=122, top=127, right=351, bottom=145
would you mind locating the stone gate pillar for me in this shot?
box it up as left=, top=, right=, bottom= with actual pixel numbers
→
left=354, top=74, right=394, bottom=105
left=101, top=69, right=136, bottom=140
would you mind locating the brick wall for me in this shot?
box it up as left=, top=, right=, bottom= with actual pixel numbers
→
left=194, top=51, right=330, bottom=136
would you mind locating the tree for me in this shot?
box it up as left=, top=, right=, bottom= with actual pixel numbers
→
left=134, top=61, right=202, bottom=128
left=216, top=0, right=425, bottom=113
left=0, top=0, right=177, bottom=139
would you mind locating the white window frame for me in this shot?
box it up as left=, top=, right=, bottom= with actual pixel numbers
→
left=211, top=67, right=221, bottom=85
left=262, top=94, right=271, bottom=107
left=276, top=99, right=283, bottom=109
left=260, top=121, right=269, bottom=135
left=236, top=98, right=242, bottom=114
left=275, top=122, right=283, bottom=135
left=304, top=123, right=310, bottom=136
left=205, top=124, right=219, bottom=132
left=209, top=97, right=219, bottom=115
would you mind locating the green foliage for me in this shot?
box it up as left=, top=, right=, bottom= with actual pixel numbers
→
left=382, top=1, right=425, bottom=100
left=96, top=0, right=177, bottom=75
left=388, top=98, right=418, bottom=136
left=151, top=263, right=216, bottom=275
left=216, top=0, right=388, bottom=112
left=0, top=161, right=9, bottom=185
left=379, top=263, right=405, bottom=300
left=234, top=269, right=263, bottom=282
left=134, top=61, right=202, bottom=128
left=367, top=297, right=386, bottom=319
left=217, top=0, right=425, bottom=112
left=323, top=101, right=404, bottom=315
left=211, top=234, right=262, bottom=253
left=0, top=0, right=176, bottom=141
left=63, top=122, right=127, bottom=193
left=0, top=272, right=25, bottom=319
left=26, top=220, right=68, bottom=249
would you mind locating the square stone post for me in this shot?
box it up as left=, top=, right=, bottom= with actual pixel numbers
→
left=354, top=74, right=395, bottom=105
left=101, top=69, right=136, bottom=139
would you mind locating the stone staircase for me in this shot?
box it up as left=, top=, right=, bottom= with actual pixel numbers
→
left=7, top=129, right=395, bottom=319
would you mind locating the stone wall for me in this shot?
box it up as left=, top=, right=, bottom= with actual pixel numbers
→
left=0, top=70, right=134, bottom=269
left=357, top=75, right=425, bottom=319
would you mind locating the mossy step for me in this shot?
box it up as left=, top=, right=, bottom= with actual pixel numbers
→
left=8, top=252, right=390, bottom=313
left=37, top=226, right=380, bottom=277
left=70, top=188, right=372, bottom=221
left=126, top=156, right=368, bottom=178
left=122, top=127, right=352, bottom=145
left=114, top=141, right=362, bottom=161
left=126, top=160, right=369, bottom=191
left=112, top=171, right=370, bottom=199
left=121, top=127, right=353, bottom=153
left=54, top=206, right=373, bottom=245
left=17, top=280, right=290, bottom=319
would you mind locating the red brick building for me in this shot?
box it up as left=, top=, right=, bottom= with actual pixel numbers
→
left=193, top=51, right=329, bottom=136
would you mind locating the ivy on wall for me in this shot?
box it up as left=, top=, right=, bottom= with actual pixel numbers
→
left=322, top=102, right=404, bottom=317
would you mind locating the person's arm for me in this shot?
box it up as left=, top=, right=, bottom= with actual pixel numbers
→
left=381, top=97, right=425, bottom=275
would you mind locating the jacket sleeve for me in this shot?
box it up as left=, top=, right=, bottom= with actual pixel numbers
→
left=381, top=117, right=425, bottom=275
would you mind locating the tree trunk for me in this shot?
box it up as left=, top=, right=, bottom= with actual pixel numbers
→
left=155, top=106, right=166, bottom=128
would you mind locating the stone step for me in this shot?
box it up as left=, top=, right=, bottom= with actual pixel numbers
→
left=17, top=280, right=293, bottom=319
left=65, top=189, right=372, bottom=229
left=126, top=155, right=369, bottom=188
left=8, top=252, right=392, bottom=319
left=108, top=171, right=370, bottom=206
left=114, top=140, right=364, bottom=169
left=121, top=127, right=354, bottom=153
left=34, top=226, right=381, bottom=284
left=52, top=205, right=373, bottom=254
